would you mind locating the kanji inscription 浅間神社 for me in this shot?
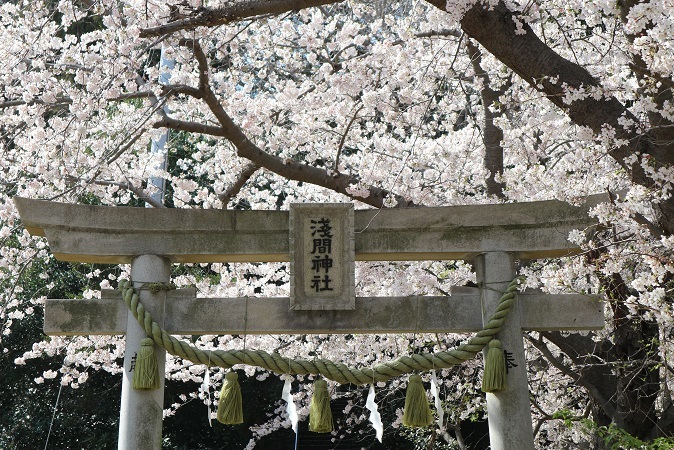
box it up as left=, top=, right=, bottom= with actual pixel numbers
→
left=289, top=203, right=355, bottom=310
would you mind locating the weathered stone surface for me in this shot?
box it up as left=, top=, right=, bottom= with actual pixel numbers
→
left=14, top=195, right=607, bottom=264
left=44, top=289, right=196, bottom=335
left=289, top=203, right=355, bottom=310
left=44, top=288, right=603, bottom=335
left=477, top=252, right=535, bottom=450
left=119, top=255, right=170, bottom=450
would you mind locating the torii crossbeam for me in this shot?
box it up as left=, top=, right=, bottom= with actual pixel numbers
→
left=14, top=195, right=607, bottom=450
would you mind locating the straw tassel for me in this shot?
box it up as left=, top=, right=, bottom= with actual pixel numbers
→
left=132, top=337, right=160, bottom=390
left=482, top=339, right=507, bottom=393
left=217, top=372, right=243, bottom=425
left=309, top=379, right=333, bottom=433
left=402, top=374, right=433, bottom=428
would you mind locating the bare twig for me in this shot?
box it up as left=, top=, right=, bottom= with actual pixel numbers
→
left=218, top=163, right=260, bottom=206
left=334, top=104, right=363, bottom=173
left=526, top=333, right=617, bottom=418
left=176, top=39, right=415, bottom=208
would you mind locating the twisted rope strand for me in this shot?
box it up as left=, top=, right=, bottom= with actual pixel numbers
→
left=121, top=277, right=522, bottom=385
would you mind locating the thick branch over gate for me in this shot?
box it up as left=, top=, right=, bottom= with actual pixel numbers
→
left=139, top=0, right=674, bottom=233
left=155, top=39, right=413, bottom=209
left=139, top=0, right=344, bottom=38
left=440, top=0, right=674, bottom=233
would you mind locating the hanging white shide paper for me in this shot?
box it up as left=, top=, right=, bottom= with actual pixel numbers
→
left=282, top=378, right=299, bottom=434
left=201, top=368, right=212, bottom=427
left=366, top=384, right=383, bottom=443
left=430, top=370, right=444, bottom=432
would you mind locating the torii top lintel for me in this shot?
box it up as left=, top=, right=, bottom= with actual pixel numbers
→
left=13, top=194, right=606, bottom=264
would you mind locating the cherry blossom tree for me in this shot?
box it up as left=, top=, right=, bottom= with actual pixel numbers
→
left=1, top=0, right=674, bottom=448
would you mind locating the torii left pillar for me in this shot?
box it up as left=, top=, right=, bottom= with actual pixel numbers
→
left=119, top=255, right=170, bottom=450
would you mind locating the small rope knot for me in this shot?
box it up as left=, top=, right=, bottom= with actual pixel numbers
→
left=140, top=282, right=175, bottom=294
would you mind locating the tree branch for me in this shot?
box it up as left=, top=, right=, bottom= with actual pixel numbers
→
left=530, top=396, right=554, bottom=438
left=162, top=84, right=204, bottom=99
left=526, top=333, right=617, bottom=418
left=86, top=179, right=166, bottom=208
left=649, top=403, right=674, bottom=440
left=182, top=39, right=415, bottom=208
left=414, top=29, right=462, bottom=39
left=139, top=0, right=345, bottom=38
left=0, top=97, right=72, bottom=109
left=154, top=116, right=226, bottom=136
left=178, top=39, right=209, bottom=91
left=618, top=1, right=674, bottom=208
left=334, top=104, right=363, bottom=174
left=0, top=91, right=158, bottom=110
left=466, top=39, right=507, bottom=199
left=629, top=62, right=674, bottom=90
left=218, top=163, right=260, bottom=206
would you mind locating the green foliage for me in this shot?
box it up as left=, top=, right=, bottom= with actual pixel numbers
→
left=0, top=258, right=121, bottom=449
left=587, top=422, right=674, bottom=450
left=554, top=410, right=674, bottom=450
left=399, top=426, right=459, bottom=450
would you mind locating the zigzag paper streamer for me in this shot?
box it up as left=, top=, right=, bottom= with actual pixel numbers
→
left=366, top=384, right=383, bottom=443
left=430, top=370, right=444, bottom=432
left=201, top=368, right=212, bottom=427
left=282, top=378, right=299, bottom=434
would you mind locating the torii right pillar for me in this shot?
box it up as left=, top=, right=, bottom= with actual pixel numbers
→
left=477, top=251, right=535, bottom=450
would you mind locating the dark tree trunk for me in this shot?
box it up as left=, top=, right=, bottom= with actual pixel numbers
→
left=541, top=246, right=664, bottom=445
left=421, top=0, right=674, bottom=234
left=466, top=41, right=507, bottom=199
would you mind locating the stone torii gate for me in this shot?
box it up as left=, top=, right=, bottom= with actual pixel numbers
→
left=14, top=195, right=606, bottom=450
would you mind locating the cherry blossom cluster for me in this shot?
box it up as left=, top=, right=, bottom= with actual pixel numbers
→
left=1, top=0, right=673, bottom=447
